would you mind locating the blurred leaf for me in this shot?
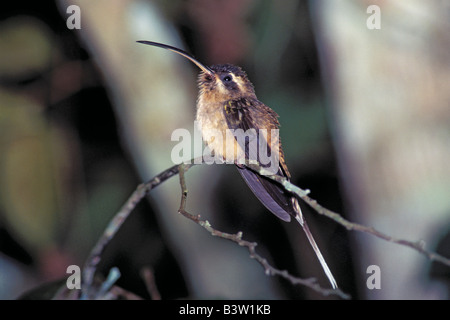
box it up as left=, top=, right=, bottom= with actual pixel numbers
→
left=0, top=16, right=55, bottom=79
left=0, top=90, right=66, bottom=250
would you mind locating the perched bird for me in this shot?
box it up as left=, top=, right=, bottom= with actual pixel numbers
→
left=137, top=40, right=338, bottom=289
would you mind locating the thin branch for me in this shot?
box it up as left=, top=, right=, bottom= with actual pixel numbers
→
left=177, top=163, right=350, bottom=299
left=79, top=159, right=449, bottom=299
left=245, top=163, right=450, bottom=268
left=141, top=267, right=162, bottom=300
left=81, top=162, right=197, bottom=298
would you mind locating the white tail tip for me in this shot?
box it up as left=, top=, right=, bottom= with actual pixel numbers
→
left=294, top=212, right=338, bottom=289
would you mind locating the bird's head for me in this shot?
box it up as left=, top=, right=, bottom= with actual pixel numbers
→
left=137, top=41, right=256, bottom=102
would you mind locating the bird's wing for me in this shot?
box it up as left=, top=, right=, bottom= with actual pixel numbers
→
left=224, top=98, right=339, bottom=289
left=223, top=98, right=296, bottom=221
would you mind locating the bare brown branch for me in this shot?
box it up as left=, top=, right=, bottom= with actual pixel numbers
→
left=81, top=162, right=196, bottom=298
left=78, top=159, right=449, bottom=300
left=177, top=163, right=350, bottom=299
left=141, top=267, right=162, bottom=300
left=246, top=163, right=450, bottom=268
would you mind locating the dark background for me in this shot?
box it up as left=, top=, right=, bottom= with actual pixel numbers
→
left=0, top=0, right=448, bottom=300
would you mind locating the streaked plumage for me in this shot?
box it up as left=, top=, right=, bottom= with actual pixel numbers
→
left=137, top=41, right=338, bottom=289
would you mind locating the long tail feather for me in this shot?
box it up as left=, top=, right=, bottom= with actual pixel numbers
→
left=293, top=200, right=338, bottom=289
left=236, top=165, right=338, bottom=289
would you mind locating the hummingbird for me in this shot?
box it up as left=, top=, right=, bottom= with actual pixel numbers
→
left=137, top=40, right=338, bottom=289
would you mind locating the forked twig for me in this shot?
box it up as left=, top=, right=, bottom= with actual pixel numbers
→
left=177, top=163, right=350, bottom=299
left=79, top=160, right=449, bottom=299
left=245, top=163, right=450, bottom=268
left=80, top=162, right=196, bottom=299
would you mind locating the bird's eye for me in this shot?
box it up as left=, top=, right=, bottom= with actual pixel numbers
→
left=223, top=75, right=232, bottom=82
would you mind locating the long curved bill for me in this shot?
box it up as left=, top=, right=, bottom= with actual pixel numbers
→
left=137, top=40, right=213, bottom=76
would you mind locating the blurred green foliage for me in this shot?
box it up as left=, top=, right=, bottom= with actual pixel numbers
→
left=0, top=0, right=343, bottom=300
